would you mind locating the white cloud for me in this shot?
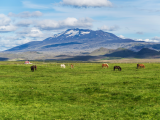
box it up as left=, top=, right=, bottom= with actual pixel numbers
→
left=0, top=14, right=11, bottom=26
left=0, top=14, right=17, bottom=32
left=0, top=37, right=32, bottom=51
left=60, top=0, right=112, bottom=7
left=119, top=35, right=159, bottom=43
left=8, top=11, right=43, bottom=18
left=0, top=25, right=17, bottom=32
left=136, top=38, right=159, bottom=43
left=16, top=20, right=33, bottom=27
left=17, top=27, right=43, bottom=38
left=15, top=38, right=32, bottom=45
left=27, top=28, right=43, bottom=37
left=98, top=25, right=119, bottom=31
left=152, top=36, right=160, bottom=41
left=119, top=35, right=126, bottom=39
left=0, top=32, right=46, bottom=51
left=35, top=17, right=93, bottom=30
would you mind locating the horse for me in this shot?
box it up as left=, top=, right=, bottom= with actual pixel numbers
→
left=61, top=64, right=66, bottom=68
left=31, top=65, right=37, bottom=72
left=137, top=64, right=145, bottom=69
left=114, top=66, right=121, bottom=71
left=102, top=63, right=109, bottom=68
left=71, top=64, right=74, bottom=69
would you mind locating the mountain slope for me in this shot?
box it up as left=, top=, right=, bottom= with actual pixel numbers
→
left=90, top=47, right=115, bottom=56
left=136, top=48, right=160, bottom=58
left=105, top=48, right=136, bottom=57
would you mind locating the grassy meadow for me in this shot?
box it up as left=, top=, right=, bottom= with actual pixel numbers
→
left=0, top=61, right=160, bottom=119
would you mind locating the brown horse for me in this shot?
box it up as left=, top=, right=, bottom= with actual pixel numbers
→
left=71, top=64, right=74, bottom=69
left=102, top=63, right=109, bottom=68
left=31, top=65, right=37, bottom=72
left=137, top=64, right=145, bottom=69
left=114, top=66, right=121, bottom=71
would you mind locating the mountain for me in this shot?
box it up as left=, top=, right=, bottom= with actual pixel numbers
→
left=5, top=28, right=142, bottom=52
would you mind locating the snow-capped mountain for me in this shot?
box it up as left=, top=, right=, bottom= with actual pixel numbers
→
left=5, top=28, right=144, bottom=52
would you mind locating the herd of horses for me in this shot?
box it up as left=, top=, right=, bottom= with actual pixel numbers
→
left=102, top=63, right=122, bottom=71
left=30, top=63, right=145, bottom=72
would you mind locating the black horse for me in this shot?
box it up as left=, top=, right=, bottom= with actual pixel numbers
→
left=31, top=65, right=37, bottom=72
left=114, top=66, right=121, bottom=71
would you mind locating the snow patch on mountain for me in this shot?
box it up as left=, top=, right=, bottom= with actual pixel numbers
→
left=51, top=29, right=91, bottom=38
left=81, top=31, right=90, bottom=35
left=65, top=30, right=79, bottom=37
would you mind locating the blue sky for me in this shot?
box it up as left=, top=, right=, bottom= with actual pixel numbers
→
left=0, top=0, right=160, bottom=51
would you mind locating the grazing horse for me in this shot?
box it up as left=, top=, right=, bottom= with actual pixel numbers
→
left=71, top=64, right=74, bottom=69
left=61, top=64, right=66, bottom=68
left=137, top=64, right=145, bottom=69
left=102, top=63, right=109, bottom=68
left=31, top=65, right=37, bottom=72
left=114, top=66, right=121, bottom=71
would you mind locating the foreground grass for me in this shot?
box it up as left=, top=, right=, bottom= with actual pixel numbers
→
left=0, top=61, right=160, bottom=119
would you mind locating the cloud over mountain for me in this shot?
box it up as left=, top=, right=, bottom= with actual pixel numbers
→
left=60, top=0, right=112, bottom=7
left=16, top=28, right=43, bottom=38
left=98, top=25, right=119, bottom=31
left=35, top=17, right=93, bottom=30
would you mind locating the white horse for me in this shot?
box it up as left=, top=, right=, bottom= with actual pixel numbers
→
left=61, top=64, right=66, bottom=68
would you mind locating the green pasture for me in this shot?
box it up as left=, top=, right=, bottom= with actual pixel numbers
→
left=0, top=61, right=160, bottom=119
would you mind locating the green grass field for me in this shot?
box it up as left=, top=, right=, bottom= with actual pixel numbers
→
left=0, top=61, right=160, bottom=119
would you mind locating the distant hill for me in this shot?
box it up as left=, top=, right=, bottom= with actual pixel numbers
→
left=128, top=43, right=160, bottom=52
left=106, top=48, right=136, bottom=58
left=90, top=47, right=160, bottom=58
left=90, top=47, right=115, bottom=56
left=136, top=48, right=160, bottom=58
